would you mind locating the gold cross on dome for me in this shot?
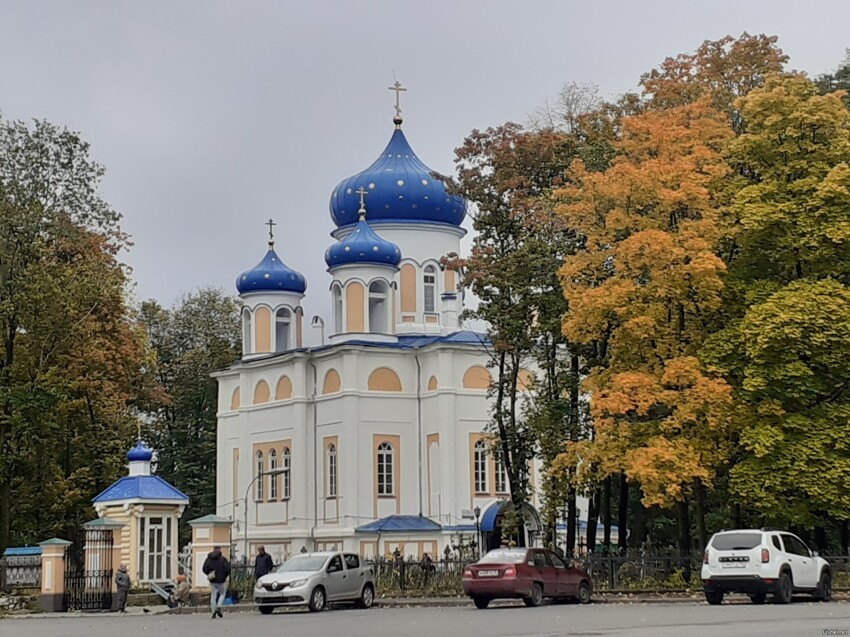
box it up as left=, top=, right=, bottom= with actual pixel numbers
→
left=355, top=186, right=368, bottom=217
left=266, top=218, right=277, bottom=242
left=388, top=80, right=407, bottom=119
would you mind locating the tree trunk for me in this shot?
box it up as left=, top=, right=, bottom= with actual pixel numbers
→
left=617, top=472, right=628, bottom=553
left=732, top=501, right=742, bottom=529
left=840, top=519, right=849, bottom=555
left=586, top=488, right=599, bottom=555
left=814, top=525, right=827, bottom=554
left=630, top=498, right=647, bottom=550
left=566, top=485, right=577, bottom=556
left=602, top=476, right=611, bottom=553
left=695, top=481, right=707, bottom=552
left=677, top=498, right=692, bottom=581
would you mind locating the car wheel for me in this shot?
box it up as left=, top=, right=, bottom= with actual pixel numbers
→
left=358, top=584, right=375, bottom=609
left=308, top=586, right=326, bottom=612
left=577, top=580, right=592, bottom=605
left=816, top=572, right=832, bottom=602
left=473, top=596, right=490, bottom=609
left=523, top=583, right=543, bottom=607
left=749, top=593, right=766, bottom=605
left=774, top=571, right=792, bottom=605
left=704, top=590, right=724, bottom=605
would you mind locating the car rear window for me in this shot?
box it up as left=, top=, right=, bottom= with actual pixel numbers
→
left=478, top=549, right=527, bottom=564
left=711, top=532, right=762, bottom=550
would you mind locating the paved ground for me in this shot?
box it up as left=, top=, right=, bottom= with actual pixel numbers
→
left=2, top=600, right=849, bottom=636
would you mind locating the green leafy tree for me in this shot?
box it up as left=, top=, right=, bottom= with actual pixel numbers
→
left=0, top=117, right=142, bottom=550
left=139, top=288, right=241, bottom=543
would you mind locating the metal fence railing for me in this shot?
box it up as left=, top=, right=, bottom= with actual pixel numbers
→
left=0, top=552, right=42, bottom=590
left=223, top=553, right=850, bottom=601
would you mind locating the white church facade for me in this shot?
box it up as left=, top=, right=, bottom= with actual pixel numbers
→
left=214, top=94, right=581, bottom=562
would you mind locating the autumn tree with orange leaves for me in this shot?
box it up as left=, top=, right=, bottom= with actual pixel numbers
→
left=551, top=98, right=736, bottom=556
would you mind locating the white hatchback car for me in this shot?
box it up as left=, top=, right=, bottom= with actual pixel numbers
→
left=701, top=529, right=832, bottom=604
left=254, top=551, right=375, bottom=613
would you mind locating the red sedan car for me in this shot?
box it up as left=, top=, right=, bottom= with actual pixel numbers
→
left=462, top=548, right=592, bottom=609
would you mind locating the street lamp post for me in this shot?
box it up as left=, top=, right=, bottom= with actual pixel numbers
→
left=244, top=468, right=286, bottom=562
left=474, top=506, right=481, bottom=560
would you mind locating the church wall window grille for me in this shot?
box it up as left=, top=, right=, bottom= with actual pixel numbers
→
left=333, top=285, right=343, bottom=334
left=327, top=444, right=338, bottom=498
left=368, top=280, right=390, bottom=333
left=377, top=442, right=394, bottom=496
left=269, top=449, right=278, bottom=500
left=283, top=447, right=291, bottom=500
left=423, top=266, right=437, bottom=313
left=255, top=450, right=264, bottom=502
left=495, top=452, right=509, bottom=494
left=275, top=308, right=292, bottom=353
left=474, top=440, right=488, bottom=494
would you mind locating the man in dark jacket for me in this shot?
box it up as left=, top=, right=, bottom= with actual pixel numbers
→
left=114, top=564, right=131, bottom=613
left=254, top=545, right=274, bottom=580
left=202, top=546, right=231, bottom=619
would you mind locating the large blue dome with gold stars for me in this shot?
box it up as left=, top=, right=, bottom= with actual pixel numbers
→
left=236, top=244, right=307, bottom=295
left=329, top=126, right=466, bottom=229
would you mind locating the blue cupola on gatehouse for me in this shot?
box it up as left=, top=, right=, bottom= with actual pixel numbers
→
left=329, top=89, right=466, bottom=229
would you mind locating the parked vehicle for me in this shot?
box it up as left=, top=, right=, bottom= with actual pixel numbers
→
left=462, top=547, right=592, bottom=609
left=701, top=529, right=832, bottom=605
left=254, top=551, right=375, bottom=613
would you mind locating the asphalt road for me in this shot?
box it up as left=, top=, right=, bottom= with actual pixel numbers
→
left=3, top=601, right=850, bottom=637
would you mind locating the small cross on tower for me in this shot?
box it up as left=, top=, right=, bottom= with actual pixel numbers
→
left=266, top=218, right=277, bottom=243
left=388, top=80, right=407, bottom=125
left=355, top=186, right=368, bottom=219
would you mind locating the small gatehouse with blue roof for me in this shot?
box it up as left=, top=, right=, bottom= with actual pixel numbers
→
left=91, top=441, right=188, bottom=583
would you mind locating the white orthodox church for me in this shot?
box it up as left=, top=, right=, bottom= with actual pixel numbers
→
left=214, top=91, right=582, bottom=561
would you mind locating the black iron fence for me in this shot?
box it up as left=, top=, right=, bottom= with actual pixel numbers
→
left=224, top=552, right=850, bottom=600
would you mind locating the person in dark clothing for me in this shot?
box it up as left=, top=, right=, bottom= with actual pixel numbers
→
left=114, top=564, right=131, bottom=613
left=202, top=546, right=231, bottom=619
left=254, top=545, right=274, bottom=579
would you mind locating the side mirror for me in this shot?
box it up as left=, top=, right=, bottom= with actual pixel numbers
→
left=812, top=550, right=819, bottom=558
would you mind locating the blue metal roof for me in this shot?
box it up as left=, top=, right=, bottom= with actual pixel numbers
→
left=325, top=214, right=401, bottom=268
left=236, top=244, right=307, bottom=295
left=330, top=126, right=466, bottom=228
left=356, top=515, right=442, bottom=533
left=3, top=546, right=41, bottom=556
left=93, top=475, right=189, bottom=504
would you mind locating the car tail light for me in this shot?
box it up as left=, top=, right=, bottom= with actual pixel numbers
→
left=703, top=551, right=708, bottom=565
left=463, top=568, right=472, bottom=578
left=761, top=549, right=770, bottom=563
left=503, top=566, right=516, bottom=578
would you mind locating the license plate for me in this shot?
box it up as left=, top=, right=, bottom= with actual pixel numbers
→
left=478, top=570, right=499, bottom=577
left=721, top=562, right=745, bottom=568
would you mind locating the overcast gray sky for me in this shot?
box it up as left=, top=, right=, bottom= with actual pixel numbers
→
left=1, top=1, right=848, bottom=336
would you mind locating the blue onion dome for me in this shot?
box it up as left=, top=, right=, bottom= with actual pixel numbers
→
left=127, top=441, right=153, bottom=462
left=329, top=124, right=466, bottom=228
left=325, top=201, right=402, bottom=268
left=236, top=242, right=307, bottom=295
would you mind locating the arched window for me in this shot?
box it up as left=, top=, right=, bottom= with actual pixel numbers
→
left=333, top=285, right=343, bottom=334
left=473, top=440, right=488, bottom=494
left=368, top=280, right=389, bottom=333
left=327, top=444, right=337, bottom=498
left=282, top=447, right=291, bottom=500
left=255, top=450, right=264, bottom=501
left=423, top=265, right=437, bottom=313
left=242, top=308, right=252, bottom=354
left=494, top=451, right=509, bottom=494
left=275, top=308, right=292, bottom=352
left=377, top=442, right=394, bottom=496
left=269, top=449, right=278, bottom=500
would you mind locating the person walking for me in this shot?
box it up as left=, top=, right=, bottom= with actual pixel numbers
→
left=254, top=545, right=274, bottom=580
left=202, top=546, right=231, bottom=619
left=114, top=564, right=131, bottom=613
